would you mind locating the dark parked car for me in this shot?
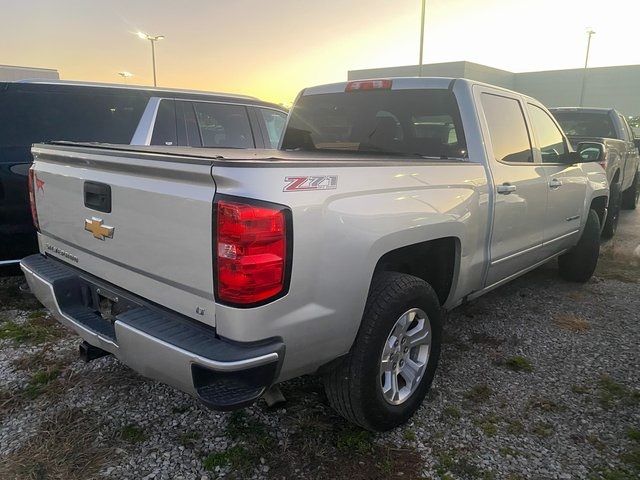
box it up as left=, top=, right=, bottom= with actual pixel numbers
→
left=0, top=80, right=287, bottom=266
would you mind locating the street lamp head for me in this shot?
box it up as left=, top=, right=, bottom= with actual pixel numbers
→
left=136, top=31, right=149, bottom=40
left=586, top=27, right=596, bottom=35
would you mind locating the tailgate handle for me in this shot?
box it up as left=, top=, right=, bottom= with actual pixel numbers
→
left=84, top=182, right=112, bottom=213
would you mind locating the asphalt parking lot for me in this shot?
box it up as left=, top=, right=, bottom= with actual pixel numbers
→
left=0, top=209, right=638, bottom=480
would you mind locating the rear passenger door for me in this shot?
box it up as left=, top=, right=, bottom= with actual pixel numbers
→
left=476, top=87, right=549, bottom=286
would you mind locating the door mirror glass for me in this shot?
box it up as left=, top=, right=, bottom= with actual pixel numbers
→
left=576, top=142, right=605, bottom=163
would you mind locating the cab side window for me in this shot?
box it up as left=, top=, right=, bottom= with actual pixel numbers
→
left=193, top=103, right=254, bottom=148
left=527, top=104, right=567, bottom=163
left=481, top=93, right=533, bottom=163
left=259, top=108, right=287, bottom=148
left=150, top=99, right=177, bottom=146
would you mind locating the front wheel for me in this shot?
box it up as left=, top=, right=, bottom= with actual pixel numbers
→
left=622, top=171, right=639, bottom=210
left=558, top=209, right=601, bottom=282
left=323, top=272, right=442, bottom=431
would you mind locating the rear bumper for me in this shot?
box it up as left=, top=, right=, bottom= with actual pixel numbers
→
left=20, top=254, right=284, bottom=410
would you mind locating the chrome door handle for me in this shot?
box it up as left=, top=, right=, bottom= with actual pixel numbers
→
left=497, top=183, right=517, bottom=195
left=549, top=178, right=563, bottom=189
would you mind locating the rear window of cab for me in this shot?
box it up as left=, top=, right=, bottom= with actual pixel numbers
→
left=281, top=88, right=467, bottom=159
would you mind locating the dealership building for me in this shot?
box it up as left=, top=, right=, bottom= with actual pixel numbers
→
left=348, top=61, right=640, bottom=116
left=0, top=64, right=59, bottom=82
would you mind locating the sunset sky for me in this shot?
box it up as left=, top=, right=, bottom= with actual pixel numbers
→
left=3, top=0, right=640, bottom=104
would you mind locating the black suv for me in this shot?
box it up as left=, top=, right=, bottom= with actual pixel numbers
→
left=0, top=81, right=287, bottom=266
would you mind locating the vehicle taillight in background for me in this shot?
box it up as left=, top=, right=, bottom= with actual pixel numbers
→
left=27, top=166, right=40, bottom=231
left=345, top=79, right=392, bottom=92
left=215, top=197, right=291, bottom=306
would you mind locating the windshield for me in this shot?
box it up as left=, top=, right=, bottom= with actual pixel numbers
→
left=281, top=88, right=467, bottom=159
left=552, top=111, right=617, bottom=139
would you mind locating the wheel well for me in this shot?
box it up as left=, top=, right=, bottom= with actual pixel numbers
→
left=590, top=196, right=607, bottom=226
left=373, top=237, right=457, bottom=305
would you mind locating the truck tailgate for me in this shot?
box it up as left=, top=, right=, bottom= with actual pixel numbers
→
left=31, top=144, right=217, bottom=326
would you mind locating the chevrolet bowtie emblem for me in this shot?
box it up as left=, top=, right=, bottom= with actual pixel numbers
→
left=84, top=217, right=114, bottom=240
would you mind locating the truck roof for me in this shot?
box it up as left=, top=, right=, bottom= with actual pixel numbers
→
left=300, top=77, right=542, bottom=104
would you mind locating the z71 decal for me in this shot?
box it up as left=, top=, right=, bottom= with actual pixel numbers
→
left=284, top=175, right=338, bottom=192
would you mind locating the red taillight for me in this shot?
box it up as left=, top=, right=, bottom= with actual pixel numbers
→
left=215, top=198, right=289, bottom=306
left=345, top=79, right=392, bottom=92
left=27, top=166, right=40, bottom=231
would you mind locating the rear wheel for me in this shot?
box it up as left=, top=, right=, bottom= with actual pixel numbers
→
left=622, top=171, right=639, bottom=210
left=602, top=183, right=621, bottom=239
left=558, top=209, right=600, bottom=282
left=323, top=272, right=442, bottom=431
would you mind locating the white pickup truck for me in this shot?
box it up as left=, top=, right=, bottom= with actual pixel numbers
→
left=22, top=78, right=608, bottom=431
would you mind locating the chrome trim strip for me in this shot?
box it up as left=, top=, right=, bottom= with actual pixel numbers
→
left=544, top=229, right=580, bottom=245
left=565, top=215, right=580, bottom=222
left=0, top=259, right=21, bottom=266
left=490, top=242, right=542, bottom=266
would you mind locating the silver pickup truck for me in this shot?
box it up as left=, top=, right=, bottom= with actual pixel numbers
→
left=22, top=78, right=608, bottom=431
left=550, top=107, right=640, bottom=237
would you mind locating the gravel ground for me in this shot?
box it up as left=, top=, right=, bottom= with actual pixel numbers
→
left=0, top=209, right=638, bottom=480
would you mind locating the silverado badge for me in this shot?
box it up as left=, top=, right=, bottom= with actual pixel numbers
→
left=84, top=217, right=114, bottom=240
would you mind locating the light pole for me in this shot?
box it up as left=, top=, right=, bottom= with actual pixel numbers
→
left=418, top=0, right=426, bottom=77
left=117, top=71, right=133, bottom=84
left=137, top=32, right=164, bottom=87
left=579, top=28, right=595, bottom=107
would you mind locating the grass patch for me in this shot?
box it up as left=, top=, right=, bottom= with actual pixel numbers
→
left=120, top=424, right=146, bottom=443
left=598, top=375, right=640, bottom=409
left=627, top=428, right=640, bottom=442
left=23, top=367, right=61, bottom=399
left=435, top=449, right=494, bottom=479
left=0, top=407, right=114, bottom=479
left=402, top=429, right=416, bottom=442
left=203, top=445, right=254, bottom=472
left=554, top=313, right=591, bottom=332
left=442, top=405, right=461, bottom=420
left=464, top=384, right=493, bottom=404
left=531, top=422, right=554, bottom=438
left=226, top=411, right=274, bottom=450
left=572, top=384, right=590, bottom=394
left=506, top=419, right=525, bottom=435
left=178, top=430, right=202, bottom=448
left=336, top=426, right=374, bottom=454
left=0, top=316, right=66, bottom=344
left=504, top=356, right=533, bottom=372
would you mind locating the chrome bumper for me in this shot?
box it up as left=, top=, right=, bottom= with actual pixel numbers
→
left=21, top=254, right=284, bottom=409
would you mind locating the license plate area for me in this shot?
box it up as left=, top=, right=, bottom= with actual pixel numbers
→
left=80, top=282, right=138, bottom=323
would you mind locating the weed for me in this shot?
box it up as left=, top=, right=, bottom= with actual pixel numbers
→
left=506, top=419, right=525, bottom=435
left=0, top=316, right=66, bottom=344
left=504, top=356, right=533, bottom=372
left=572, top=384, right=590, bottom=394
left=532, top=422, right=554, bottom=438
left=464, top=383, right=493, bottom=404
left=442, top=405, right=461, bottom=420
left=23, top=367, right=61, bottom=399
left=226, top=411, right=273, bottom=450
left=598, top=375, right=639, bottom=409
left=120, top=424, right=146, bottom=443
left=178, top=431, right=201, bottom=448
left=336, top=427, right=373, bottom=454
left=627, top=428, right=640, bottom=442
left=203, top=445, right=254, bottom=472
left=403, top=429, right=416, bottom=442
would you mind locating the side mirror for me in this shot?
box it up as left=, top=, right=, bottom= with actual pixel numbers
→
left=576, top=142, right=606, bottom=164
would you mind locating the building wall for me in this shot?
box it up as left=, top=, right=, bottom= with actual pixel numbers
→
left=348, top=62, right=640, bottom=116
left=0, top=65, right=59, bottom=81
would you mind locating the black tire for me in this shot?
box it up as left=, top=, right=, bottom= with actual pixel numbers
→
left=323, top=272, right=442, bottom=431
left=601, top=182, right=621, bottom=239
left=558, top=209, right=600, bottom=282
left=621, top=171, right=639, bottom=210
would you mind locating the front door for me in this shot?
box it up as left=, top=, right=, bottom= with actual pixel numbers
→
left=526, top=103, right=587, bottom=254
left=476, top=89, right=549, bottom=287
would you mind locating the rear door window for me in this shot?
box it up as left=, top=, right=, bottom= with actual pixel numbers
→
left=192, top=103, right=254, bottom=148
left=258, top=108, right=287, bottom=148
left=481, top=93, right=533, bottom=164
